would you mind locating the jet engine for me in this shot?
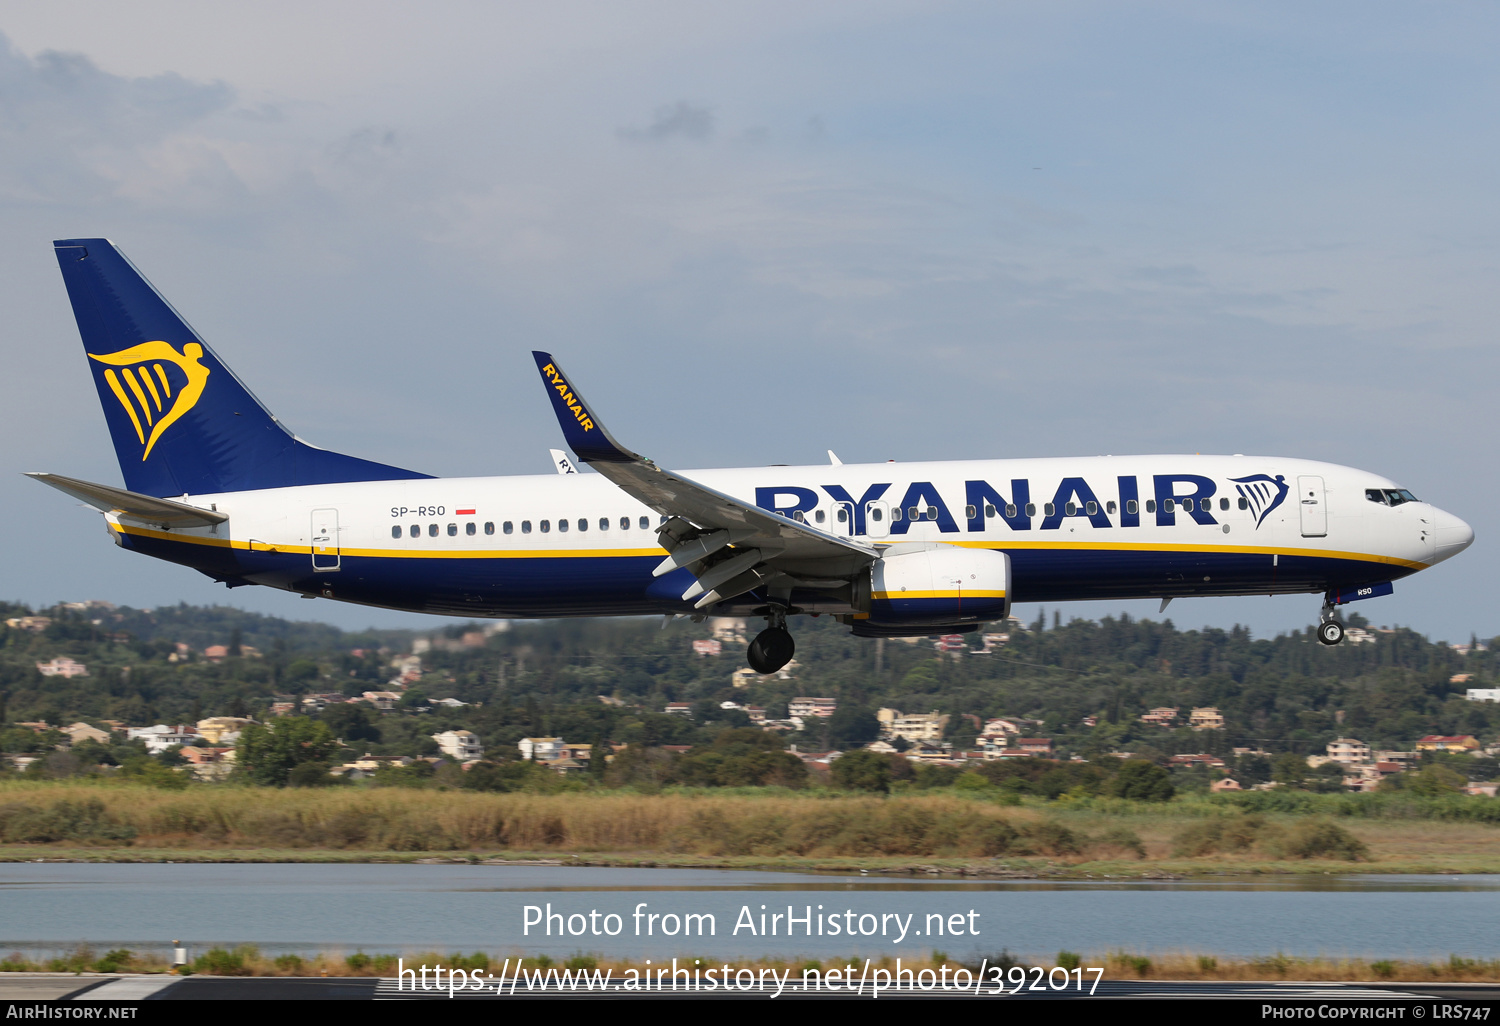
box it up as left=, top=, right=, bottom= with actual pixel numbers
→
left=851, top=543, right=1010, bottom=629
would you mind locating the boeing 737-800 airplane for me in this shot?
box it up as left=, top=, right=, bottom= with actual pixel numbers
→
left=32, top=239, right=1474, bottom=673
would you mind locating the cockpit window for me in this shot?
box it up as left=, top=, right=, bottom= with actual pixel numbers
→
left=1368, top=488, right=1419, bottom=506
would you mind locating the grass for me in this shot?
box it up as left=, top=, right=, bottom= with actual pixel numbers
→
left=0, top=780, right=1498, bottom=875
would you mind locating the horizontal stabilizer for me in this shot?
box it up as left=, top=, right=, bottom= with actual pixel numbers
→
left=26, top=472, right=227, bottom=529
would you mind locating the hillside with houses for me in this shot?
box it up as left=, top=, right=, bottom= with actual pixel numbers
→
left=1, top=600, right=1498, bottom=796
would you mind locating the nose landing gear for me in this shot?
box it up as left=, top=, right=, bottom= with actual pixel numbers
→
left=746, top=602, right=796, bottom=674
left=1316, top=596, right=1345, bottom=646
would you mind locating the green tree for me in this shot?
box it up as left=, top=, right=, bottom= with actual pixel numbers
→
left=236, top=716, right=341, bottom=786
left=827, top=705, right=880, bottom=748
left=1403, top=764, right=1466, bottom=796
left=1108, top=760, right=1175, bottom=801
left=287, top=761, right=336, bottom=787
left=321, top=703, right=380, bottom=744
left=589, top=733, right=608, bottom=781
left=1271, top=753, right=1309, bottom=787
left=831, top=749, right=893, bottom=793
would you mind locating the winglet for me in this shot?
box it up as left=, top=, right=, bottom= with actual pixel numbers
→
left=531, top=352, right=640, bottom=464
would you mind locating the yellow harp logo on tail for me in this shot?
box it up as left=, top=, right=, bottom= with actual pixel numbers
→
left=88, top=341, right=211, bottom=460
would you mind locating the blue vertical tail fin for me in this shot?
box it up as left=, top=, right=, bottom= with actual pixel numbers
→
left=53, top=239, right=430, bottom=497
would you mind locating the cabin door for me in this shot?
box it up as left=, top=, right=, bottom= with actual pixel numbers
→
left=1296, top=477, right=1327, bottom=538
left=311, top=508, right=341, bottom=570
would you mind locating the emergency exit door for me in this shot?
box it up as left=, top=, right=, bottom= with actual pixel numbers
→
left=1296, top=477, right=1327, bottom=538
left=311, top=508, right=341, bottom=570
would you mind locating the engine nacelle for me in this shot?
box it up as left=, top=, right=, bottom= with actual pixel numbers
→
left=854, top=543, right=1010, bottom=627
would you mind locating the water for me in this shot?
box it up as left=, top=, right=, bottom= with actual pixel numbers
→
left=1, top=864, right=1496, bottom=963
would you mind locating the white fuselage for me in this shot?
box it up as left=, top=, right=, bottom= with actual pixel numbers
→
left=103, top=454, right=1473, bottom=621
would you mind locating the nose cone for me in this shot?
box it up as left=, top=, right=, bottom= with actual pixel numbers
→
left=1432, top=508, right=1475, bottom=564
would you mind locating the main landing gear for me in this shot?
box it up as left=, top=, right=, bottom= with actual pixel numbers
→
left=1316, top=597, right=1345, bottom=647
left=747, top=602, right=796, bottom=674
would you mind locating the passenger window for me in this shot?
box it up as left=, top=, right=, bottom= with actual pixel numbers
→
left=1025, top=503, right=1036, bottom=517
left=1044, top=503, right=1056, bottom=517
left=465, top=522, right=476, bottom=536
left=985, top=504, right=996, bottom=518
left=661, top=516, right=669, bottom=525
left=1182, top=499, right=1193, bottom=513
left=1106, top=501, right=1117, bottom=515
left=1065, top=502, right=1077, bottom=516
left=1219, top=497, right=1229, bottom=511
left=600, top=518, right=609, bottom=531
left=870, top=507, right=884, bottom=522
left=925, top=507, right=938, bottom=521
left=447, top=523, right=458, bottom=536
left=577, top=518, right=587, bottom=532
left=891, top=507, right=902, bottom=522
left=409, top=524, right=419, bottom=538
left=428, top=523, right=438, bottom=537
left=620, top=517, right=630, bottom=530
left=541, top=520, right=551, bottom=533
left=1164, top=499, right=1175, bottom=513
left=558, top=519, right=568, bottom=533
left=1238, top=497, right=1249, bottom=510
left=1126, top=500, right=1137, bottom=515
left=1005, top=504, right=1017, bottom=518
left=391, top=526, right=401, bottom=539
left=1086, top=501, right=1097, bottom=516
left=965, top=505, right=978, bottom=519
left=1145, top=500, right=1156, bottom=514
left=837, top=508, right=848, bottom=523
left=639, top=516, right=650, bottom=530
left=522, top=520, right=532, bottom=534
left=815, top=510, right=826, bottom=524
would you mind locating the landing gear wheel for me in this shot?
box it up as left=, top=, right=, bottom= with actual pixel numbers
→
left=1317, top=620, right=1345, bottom=646
left=747, top=627, right=795, bottom=674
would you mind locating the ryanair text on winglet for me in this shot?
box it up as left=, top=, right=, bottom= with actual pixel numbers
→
left=541, top=363, right=595, bottom=432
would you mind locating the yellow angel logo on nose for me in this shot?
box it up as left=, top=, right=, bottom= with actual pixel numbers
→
left=88, top=341, right=211, bottom=460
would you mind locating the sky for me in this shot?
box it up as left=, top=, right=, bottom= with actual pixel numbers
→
left=0, top=1, right=1496, bottom=641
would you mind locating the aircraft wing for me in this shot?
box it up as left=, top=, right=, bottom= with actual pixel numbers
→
left=532, top=352, right=876, bottom=607
left=27, top=472, right=228, bottom=529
